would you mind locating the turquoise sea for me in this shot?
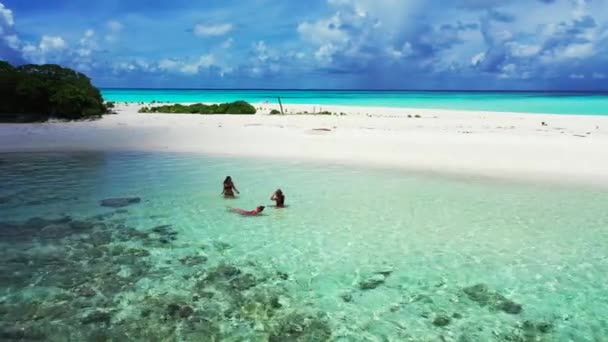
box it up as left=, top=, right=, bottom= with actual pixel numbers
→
left=2, top=151, right=608, bottom=340
left=101, top=89, right=608, bottom=115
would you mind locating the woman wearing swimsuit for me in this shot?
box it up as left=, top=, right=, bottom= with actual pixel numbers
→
left=270, top=189, right=285, bottom=208
left=222, top=176, right=240, bottom=198
left=229, top=206, right=265, bottom=216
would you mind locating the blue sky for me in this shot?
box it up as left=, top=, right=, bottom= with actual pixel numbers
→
left=1, top=0, right=607, bottom=89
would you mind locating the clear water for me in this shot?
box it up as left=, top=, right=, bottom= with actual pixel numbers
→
left=101, top=89, right=608, bottom=115
left=2, top=152, right=608, bottom=340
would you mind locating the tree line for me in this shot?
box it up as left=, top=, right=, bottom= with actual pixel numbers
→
left=0, top=61, right=107, bottom=122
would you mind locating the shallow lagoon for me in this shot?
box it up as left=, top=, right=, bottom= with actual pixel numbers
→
left=1, top=152, right=608, bottom=341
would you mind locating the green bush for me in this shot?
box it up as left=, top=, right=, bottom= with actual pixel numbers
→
left=270, top=109, right=281, bottom=114
left=0, top=61, right=107, bottom=122
left=139, top=101, right=256, bottom=114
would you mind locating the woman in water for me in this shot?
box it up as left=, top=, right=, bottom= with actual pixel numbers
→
left=270, top=189, right=285, bottom=208
left=222, top=176, right=240, bottom=198
left=229, top=206, right=265, bottom=216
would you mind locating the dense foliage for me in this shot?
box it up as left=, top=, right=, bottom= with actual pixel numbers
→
left=0, top=61, right=107, bottom=122
left=139, top=101, right=256, bottom=114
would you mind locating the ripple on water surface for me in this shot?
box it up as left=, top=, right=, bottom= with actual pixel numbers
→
left=1, top=151, right=607, bottom=340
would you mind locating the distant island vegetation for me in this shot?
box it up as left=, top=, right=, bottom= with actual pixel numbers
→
left=139, top=101, right=256, bottom=114
left=0, top=61, right=108, bottom=122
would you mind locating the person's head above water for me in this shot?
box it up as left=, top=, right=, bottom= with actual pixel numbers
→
left=257, top=206, right=265, bottom=212
left=224, top=176, right=232, bottom=184
left=275, top=189, right=283, bottom=196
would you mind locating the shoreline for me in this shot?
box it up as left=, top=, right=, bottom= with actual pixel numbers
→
left=112, top=101, right=608, bottom=117
left=2, top=102, right=608, bottom=188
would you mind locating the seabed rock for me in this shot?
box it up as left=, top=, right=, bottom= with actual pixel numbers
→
left=100, top=197, right=141, bottom=208
left=0, top=214, right=339, bottom=341
left=340, top=292, right=353, bottom=303
left=269, top=312, right=332, bottom=342
left=90, top=231, right=112, bottom=246
left=230, top=273, right=259, bottom=291
left=500, top=320, right=554, bottom=341
left=0, top=326, right=46, bottom=341
left=143, top=224, right=179, bottom=246
left=206, top=263, right=242, bottom=281
left=432, top=314, right=451, bottom=327
left=74, top=285, right=97, bottom=298
left=81, top=309, right=112, bottom=325
left=125, top=248, right=151, bottom=257
left=213, top=241, right=232, bottom=252
left=165, top=303, right=194, bottom=320
left=179, top=255, right=208, bottom=266
left=463, top=283, right=523, bottom=314
left=374, top=265, right=394, bottom=277
left=359, top=274, right=387, bottom=290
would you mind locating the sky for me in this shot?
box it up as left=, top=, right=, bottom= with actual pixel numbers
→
left=1, top=0, right=607, bottom=90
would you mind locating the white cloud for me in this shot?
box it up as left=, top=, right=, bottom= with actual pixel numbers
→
left=20, top=35, right=67, bottom=64
left=253, top=41, right=270, bottom=62
left=73, top=30, right=101, bottom=71
left=221, top=38, right=233, bottom=49
left=182, top=55, right=215, bottom=74
left=593, top=72, right=606, bottom=79
left=0, top=2, right=14, bottom=27
left=77, top=29, right=97, bottom=57
left=111, top=59, right=156, bottom=74
left=470, top=51, right=485, bottom=66
left=327, top=0, right=425, bottom=33
left=247, top=40, right=282, bottom=76
left=194, top=23, right=233, bottom=37
left=4, top=34, right=18, bottom=49
left=561, top=43, right=594, bottom=59
left=158, top=58, right=179, bottom=70
left=107, top=20, right=123, bottom=32
left=114, top=61, right=137, bottom=72
left=287, top=50, right=306, bottom=59
left=507, top=43, right=541, bottom=57
left=538, top=42, right=596, bottom=65
left=297, top=0, right=429, bottom=69
left=314, top=43, right=339, bottom=63
left=158, top=55, right=215, bottom=74
left=39, top=35, right=67, bottom=52
left=572, top=0, right=588, bottom=20
left=570, top=73, right=585, bottom=79
left=105, top=20, right=123, bottom=42
left=0, top=1, right=16, bottom=45
left=297, top=14, right=349, bottom=46
left=386, top=42, right=413, bottom=59
left=497, top=64, right=530, bottom=80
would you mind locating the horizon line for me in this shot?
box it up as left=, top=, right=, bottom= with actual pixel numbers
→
left=99, top=88, right=608, bottom=93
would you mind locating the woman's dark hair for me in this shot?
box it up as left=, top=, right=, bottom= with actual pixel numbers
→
left=257, top=206, right=265, bottom=211
left=224, top=176, right=232, bottom=184
left=276, top=189, right=283, bottom=197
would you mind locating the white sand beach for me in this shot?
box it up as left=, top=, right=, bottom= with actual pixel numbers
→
left=2, top=103, right=608, bottom=187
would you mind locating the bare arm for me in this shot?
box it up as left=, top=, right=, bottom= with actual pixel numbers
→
left=233, top=185, right=240, bottom=194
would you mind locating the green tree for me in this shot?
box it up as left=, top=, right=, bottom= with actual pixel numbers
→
left=0, top=61, right=107, bottom=122
left=139, top=101, right=256, bottom=115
